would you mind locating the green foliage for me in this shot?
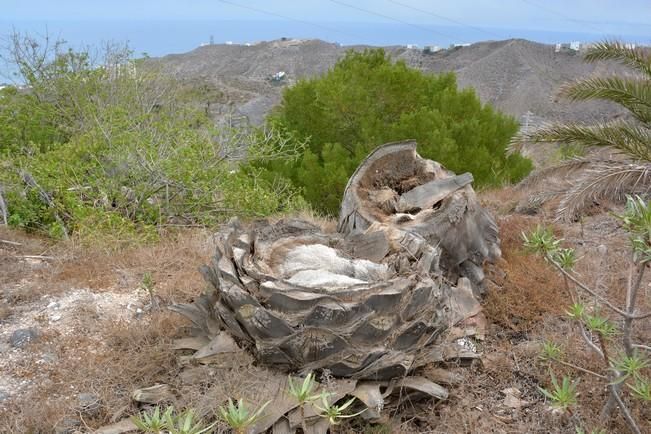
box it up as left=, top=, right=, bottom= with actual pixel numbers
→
left=618, top=195, right=651, bottom=262
left=132, top=406, right=215, bottom=434
left=164, top=409, right=215, bottom=434
left=312, top=392, right=365, bottom=426
left=253, top=49, right=531, bottom=214
left=538, top=373, right=578, bottom=411
left=287, top=372, right=321, bottom=406
left=628, top=377, right=651, bottom=401
left=525, top=195, right=649, bottom=432
left=583, top=312, right=618, bottom=339
left=554, top=248, right=577, bottom=270
left=540, top=341, right=563, bottom=362
left=522, top=226, right=576, bottom=270
left=132, top=406, right=174, bottom=433
left=512, top=41, right=651, bottom=221
left=217, top=398, right=269, bottom=434
left=0, top=87, right=65, bottom=155
left=575, top=428, right=607, bottom=434
left=566, top=302, right=586, bottom=320
left=522, top=225, right=560, bottom=256
left=612, top=352, right=650, bottom=383
left=0, top=34, right=305, bottom=241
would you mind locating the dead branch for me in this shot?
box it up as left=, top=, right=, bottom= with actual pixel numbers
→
left=15, top=255, right=55, bottom=260
left=0, top=239, right=22, bottom=246
left=0, top=186, right=7, bottom=225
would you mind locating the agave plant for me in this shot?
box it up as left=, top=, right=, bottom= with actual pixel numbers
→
left=512, top=41, right=651, bottom=220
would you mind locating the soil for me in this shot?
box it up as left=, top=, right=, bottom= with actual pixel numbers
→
left=0, top=198, right=649, bottom=433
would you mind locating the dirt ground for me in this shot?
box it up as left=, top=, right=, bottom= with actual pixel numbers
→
left=0, top=194, right=649, bottom=433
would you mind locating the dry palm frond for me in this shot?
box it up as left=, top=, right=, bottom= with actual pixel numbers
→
left=559, top=76, right=651, bottom=124
left=511, top=121, right=651, bottom=162
left=556, top=161, right=651, bottom=221
left=517, top=158, right=593, bottom=189
left=583, top=40, right=651, bottom=77
left=516, top=188, right=569, bottom=214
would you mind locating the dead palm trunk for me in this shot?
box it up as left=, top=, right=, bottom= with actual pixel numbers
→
left=172, top=141, right=499, bottom=382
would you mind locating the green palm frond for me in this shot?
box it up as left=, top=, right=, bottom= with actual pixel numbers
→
left=556, top=161, right=651, bottom=221
left=512, top=122, right=651, bottom=162
left=559, top=76, right=651, bottom=124
left=513, top=41, right=651, bottom=220
left=583, top=41, right=651, bottom=78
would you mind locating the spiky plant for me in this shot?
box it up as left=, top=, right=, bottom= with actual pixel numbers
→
left=512, top=41, right=651, bottom=220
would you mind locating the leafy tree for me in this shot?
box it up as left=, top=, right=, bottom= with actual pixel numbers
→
left=253, top=49, right=532, bottom=214
left=0, top=32, right=305, bottom=241
left=512, top=41, right=651, bottom=220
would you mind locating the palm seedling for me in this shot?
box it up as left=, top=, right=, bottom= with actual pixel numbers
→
left=287, top=372, right=324, bottom=429
left=218, top=398, right=270, bottom=434
left=312, top=391, right=366, bottom=426
left=131, top=405, right=173, bottom=433
left=164, top=408, right=216, bottom=434
left=539, top=373, right=578, bottom=413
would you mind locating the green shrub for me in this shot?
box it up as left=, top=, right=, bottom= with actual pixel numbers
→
left=251, top=49, right=532, bottom=214
left=0, top=33, right=305, bottom=240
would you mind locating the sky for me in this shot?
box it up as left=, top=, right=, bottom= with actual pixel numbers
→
left=3, top=0, right=650, bottom=30
left=1, top=1, right=650, bottom=58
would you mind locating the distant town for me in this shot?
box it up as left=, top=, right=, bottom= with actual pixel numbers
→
left=198, top=36, right=645, bottom=55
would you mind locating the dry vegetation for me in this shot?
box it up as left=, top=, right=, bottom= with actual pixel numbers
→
left=0, top=193, right=649, bottom=433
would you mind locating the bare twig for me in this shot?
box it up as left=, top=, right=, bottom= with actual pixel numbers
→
left=0, top=239, right=22, bottom=246
left=578, top=325, right=605, bottom=360
left=606, top=383, right=642, bottom=434
left=550, top=258, right=650, bottom=319
left=623, top=261, right=645, bottom=356
left=15, top=255, right=55, bottom=260
left=0, top=186, right=8, bottom=225
left=553, top=359, right=607, bottom=380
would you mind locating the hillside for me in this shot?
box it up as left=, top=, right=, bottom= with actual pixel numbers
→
left=155, top=38, right=628, bottom=125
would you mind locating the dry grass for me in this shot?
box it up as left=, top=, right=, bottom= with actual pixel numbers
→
left=1, top=204, right=649, bottom=434
left=0, top=312, right=186, bottom=433
left=51, top=228, right=215, bottom=302
left=484, top=215, right=567, bottom=331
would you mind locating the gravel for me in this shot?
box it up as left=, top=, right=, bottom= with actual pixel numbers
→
left=9, top=328, right=39, bottom=348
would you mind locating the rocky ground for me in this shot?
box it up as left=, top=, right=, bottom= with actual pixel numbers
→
left=0, top=188, right=649, bottom=433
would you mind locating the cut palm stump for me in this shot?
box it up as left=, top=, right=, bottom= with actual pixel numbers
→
left=170, top=141, right=500, bottom=430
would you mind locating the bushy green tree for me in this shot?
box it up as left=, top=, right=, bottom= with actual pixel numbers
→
left=254, top=49, right=532, bottom=214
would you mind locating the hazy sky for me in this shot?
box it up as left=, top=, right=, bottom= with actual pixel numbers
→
left=3, top=0, right=650, bottom=34
left=1, top=0, right=649, bottom=59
